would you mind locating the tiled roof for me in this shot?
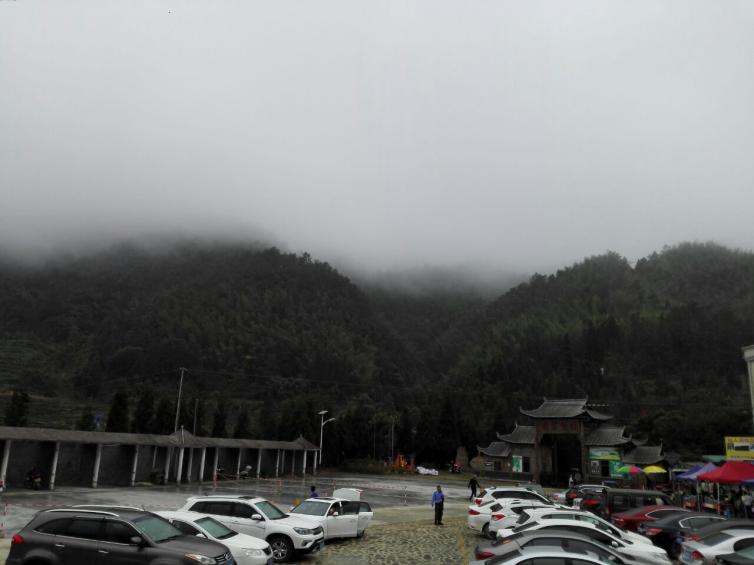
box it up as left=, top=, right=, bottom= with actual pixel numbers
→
left=584, top=425, right=631, bottom=446
left=497, top=423, right=536, bottom=445
left=623, top=445, right=664, bottom=465
left=478, top=442, right=511, bottom=458
left=0, top=426, right=317, bottom=451
left=520, top=398, right=613, bottom=421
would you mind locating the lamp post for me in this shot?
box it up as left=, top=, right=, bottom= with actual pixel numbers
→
left=318, top=410, right=336, bottom=467
left=743, top=346, right=754, bottom=432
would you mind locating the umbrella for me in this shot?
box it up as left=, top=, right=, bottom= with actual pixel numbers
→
left=644, top=465, right=667, bottom=474
left=617, top=465, right=644, bottom=475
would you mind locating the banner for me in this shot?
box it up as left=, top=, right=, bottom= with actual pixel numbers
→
left=589, top=448, right=620, bottom=461
left=725, top=436, right=754, bottom=460
left=511, top=455, right=523, bottom=473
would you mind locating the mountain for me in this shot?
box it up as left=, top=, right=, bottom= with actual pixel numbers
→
left=0, top=241, right=753, bottom=461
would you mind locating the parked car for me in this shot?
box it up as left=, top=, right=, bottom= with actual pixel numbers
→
left=288, top=497, right=373, bottom=539
left=6, top=506, right=232, bottom=565
left=469, top=547, right=630, bottom=565
left=156, top=511, right=273, bottom=565
left=468, top=500, right=507, bottom=538
left=579, top=488, right=672, bottom=519
left=612, top=504, right=690, bottom=531
left=696, top=520, right=754, bottom=541
left=679, top=529, right=754, bottom=565
left=637, top=511, right=727, bottom=560
left=476, top=487, right=554, bottom=507
left=550, top=484, right=606, bottom=507
left=178, top=496, right=324, bottom=563
left=496, top=517, right=671, bottom=564
left=716, top=544, right=754, bottom=564
left=473, top=527, right=631, bottom=562
left=487, top=501, right=565, bottom=538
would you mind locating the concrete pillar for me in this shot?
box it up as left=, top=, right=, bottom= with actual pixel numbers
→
left=275, top=450, right=280, bottom=478
left=313, top=450, right=318, bottom=475
left=152, top=447, right=158, bottom=469
left=291, top=451, right=295, bottom=477
left=92, top=444, right=103, bottom=488
left=49, top=442, right=60, bottom=491
left=176, top=448, right=185, bottom=485
left=164, top=448, right=172, bottom=484
left=303, top=450, right=307, bottom=475
left=187, top=448, right=194, bottom=483
left=199, top=448, right=206, bottom=483
left=213, top=448, right=219, bottom=481
left=236, top=448, right=242, bottom=480
left=130, top=445, right=140, bottom=487
left=256, top=449, right=262, bottom=479
left=1, top=440, right=12, bottom=486
left=743, top=345, right=754, bottom=432
left=281, top=450, right=286, bottom=475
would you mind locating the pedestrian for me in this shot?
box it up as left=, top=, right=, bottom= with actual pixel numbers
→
left=432, top=485, right=445, bottom=525
left=310, top=485, right=319, bottom=498
left=468, top=475, right=480, bottom=502
left=742, top=489, right=752, bottom=519
left=568, top=473, right=575, bottom=488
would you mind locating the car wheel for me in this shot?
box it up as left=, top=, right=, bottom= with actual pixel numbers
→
left=269, top=535, right=294, bottom=563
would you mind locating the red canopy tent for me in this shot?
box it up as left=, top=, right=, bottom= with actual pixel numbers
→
left=696, top=461, right=754, bottom=484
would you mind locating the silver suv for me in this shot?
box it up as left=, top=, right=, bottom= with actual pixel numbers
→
left=7, top=506, right=233, bottom=565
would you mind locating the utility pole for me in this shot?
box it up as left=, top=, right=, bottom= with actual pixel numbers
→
left=174, top=367, right=186, bottom=433
left=743, top=346, right=754, bottom=432
left=192, top=398, right=199, bottom=435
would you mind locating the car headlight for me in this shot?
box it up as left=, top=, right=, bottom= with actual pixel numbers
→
left=184, top=554, right=216, bottom=564
left=243, top=548, right=265, bottom=557
left=293, top=527, right=316, bottom=535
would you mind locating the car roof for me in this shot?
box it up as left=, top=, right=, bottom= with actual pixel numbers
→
left=651, top=512, right=714, bottom=526
left=156, top=510, right=207, bottom=522
left=491, top=548, right=604, bottom=563
left=187, top=495, right=265, bottom=503
left=42, top=506, right=151, bottom=521
left=698, top=519, right=754, bottom=538
left=515, top=528, right=614, bottom=544
left=616, top=504, right=685, bottom=516
left=605, top=488, right=666, bottom=496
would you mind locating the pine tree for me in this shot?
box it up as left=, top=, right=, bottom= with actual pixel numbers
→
left=212, top=406, right=227, bottom=438
left=5, top=389, right=30, bottom=426
left=105, top=391, right=130, bottom=432
left=132, top=388, right=155, bottom=433
left=76, top=406, right=96, bottom=431
left=153, top=397, right=174, bottom=434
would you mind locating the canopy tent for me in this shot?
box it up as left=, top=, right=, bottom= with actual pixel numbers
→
left=676, top=463, right=715, bottom=481
left=697, top=461, right=754, bottom=484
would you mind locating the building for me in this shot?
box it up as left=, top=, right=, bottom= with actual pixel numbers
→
left=477, top=398, right=664, bottom=485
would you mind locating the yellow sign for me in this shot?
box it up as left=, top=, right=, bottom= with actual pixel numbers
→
left=725, top=436, right=754, bottom=460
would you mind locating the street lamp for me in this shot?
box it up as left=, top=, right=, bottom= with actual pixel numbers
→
left=318, top=410, right=336, bottom=467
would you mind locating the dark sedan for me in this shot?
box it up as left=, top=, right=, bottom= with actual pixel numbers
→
left=638, top=511, right=727, bottom=559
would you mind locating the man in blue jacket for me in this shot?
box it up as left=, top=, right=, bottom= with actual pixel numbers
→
left=432, top=485, right=445, bottom=525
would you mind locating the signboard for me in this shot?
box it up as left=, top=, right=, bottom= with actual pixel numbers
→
left=725, top=436, right=754, bottom=460
left=590, top=460, right=601, bottom=474
left=609, top=461, right=623, bottom=478
left=589, top=448, right=620, bottom=461
left=511, top=455, right=523, bottom=473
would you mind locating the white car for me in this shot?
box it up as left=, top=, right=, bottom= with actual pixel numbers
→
left=475, top=486, right=554, bottom=507
left=288, top=497, right=373, bottom=539
left=156, top=511, right=273, bottom=565
left=468, top=499, right=502, bottom=537
left=178, top=496, right=324, bottom=563
left=498, top=517, right=672, bottom=564
left=470, top=547, right=625, bottom=565
left=679, top=528, right=754, bottom=565
left=488, top=501, right=566, bottom=536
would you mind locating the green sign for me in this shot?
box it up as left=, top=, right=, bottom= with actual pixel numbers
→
left=589, top=448, right=620, bottom=462
left=609, top=460, right=623, bottom=478
left=511, top=455, right=523, bottom=473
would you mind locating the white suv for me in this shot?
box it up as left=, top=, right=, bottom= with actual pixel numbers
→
left=476, top=486, right=553, bottom=506
left=179, top=495, right=324, bottom=563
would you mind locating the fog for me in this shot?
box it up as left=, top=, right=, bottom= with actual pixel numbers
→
left=2, top=0, right=753, bottom=276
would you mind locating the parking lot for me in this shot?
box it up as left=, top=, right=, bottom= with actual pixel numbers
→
left=0, top=473, right=479, bottom=564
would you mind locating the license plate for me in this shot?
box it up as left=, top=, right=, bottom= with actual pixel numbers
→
left=313, top=540, right=325, bottom=552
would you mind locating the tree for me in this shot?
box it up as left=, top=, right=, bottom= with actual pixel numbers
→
left=76, top=406, right=96, bottom=431
left=212, top=406, right=228, bottom=438
left=132, top=388, right=155, bottom=433
left=233, top=409, right=251, bottom=439
left=5, top=389, right=30, bottom=426
left=153, top=397, right=174, bottom=434
left=105, top=391, right=130, bottom=432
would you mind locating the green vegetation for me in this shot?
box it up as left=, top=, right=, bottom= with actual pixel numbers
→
left=0, top=241, right=753, bottom=462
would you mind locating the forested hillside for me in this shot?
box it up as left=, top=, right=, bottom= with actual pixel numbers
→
left=0, top=241, right=753, bottom=462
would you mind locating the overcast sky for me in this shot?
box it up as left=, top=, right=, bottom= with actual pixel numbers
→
left=1, top=0, right=753, bottom=274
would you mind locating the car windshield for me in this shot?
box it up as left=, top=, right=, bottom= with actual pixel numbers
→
left=256, top=500, right=287, bottom=520
left=291, top=501, right=330, bottom=517
left=196, top=517, right=237, bottom=540
left=133, top=516, right=183, bottom=543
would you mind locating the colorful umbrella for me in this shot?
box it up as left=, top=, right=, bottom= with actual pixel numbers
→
left=617, top=465, right=644, bottom=475
left=643, top=465, right=667, bottom=474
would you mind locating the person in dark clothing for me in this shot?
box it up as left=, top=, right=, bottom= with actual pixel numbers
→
left=310, top=485, right=319, bottom=498
left=468, top=476, right=480, bottom=501
left=432, top=485, right=445, bottom=525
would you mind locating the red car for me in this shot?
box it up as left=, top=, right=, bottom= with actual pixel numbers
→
left=612, top=504, right=689, bottom=531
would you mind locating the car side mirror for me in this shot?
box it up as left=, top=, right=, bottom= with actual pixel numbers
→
left=195, top=533, right=206, bottom=539
left=251, top=514, right=263, bottom=521
left=130, top=536, right=145, bottom=546
left=611, top=540, right=619, bottom=548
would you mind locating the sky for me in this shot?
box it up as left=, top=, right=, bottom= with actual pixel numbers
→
left=1, top=0, right=753, bottom=275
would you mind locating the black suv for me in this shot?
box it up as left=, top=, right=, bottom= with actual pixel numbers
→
left=579, top=487, right=672, bottom=520
left=7, top=505, right=234, bottom=565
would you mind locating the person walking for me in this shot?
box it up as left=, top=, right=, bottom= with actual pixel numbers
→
left=468, top=475, right=480, bottom=502
left=432, top=485, right=445, bottom=525
left=310, top=485, right=319, bottom=498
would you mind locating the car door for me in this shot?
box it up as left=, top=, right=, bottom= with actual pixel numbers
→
left=98, top=520, right=146, bottom=565
left=234, top=503, right=267, bottom=538
left=55, top=517, right=104, bottom=565
left=325, top=502, right=353, bottom=538
left=200, top=502, right=241, bottom=532
left=357, top=502, right=372, bottom=536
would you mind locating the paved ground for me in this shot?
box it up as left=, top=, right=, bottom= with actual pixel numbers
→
left=0, top=473, right=483, bottom=563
